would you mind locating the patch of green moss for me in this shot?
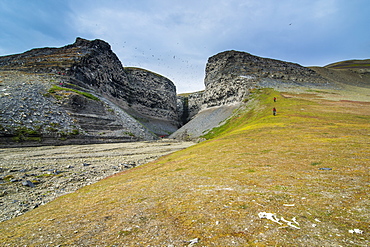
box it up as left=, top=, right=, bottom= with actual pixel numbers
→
left=48, top=85, right=100, bottom=101
left=70, top=129, right=79, bottom=135
left=36, top=174, right=53, bottom=178
left=3, top=175, right=14, bottom=181
left=310, top=162, right=322, bottom=166
left=11, top=126, right=42, bottom=142
left=123, top=131, right=136, bottom=137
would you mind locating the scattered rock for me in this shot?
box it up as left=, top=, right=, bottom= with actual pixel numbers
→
left=22, top=180, right=35, bottom=188
left=120, top=163, right=136, bottom=169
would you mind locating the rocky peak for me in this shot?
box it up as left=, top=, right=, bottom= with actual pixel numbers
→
left=72, top=37, right=112, bottom=50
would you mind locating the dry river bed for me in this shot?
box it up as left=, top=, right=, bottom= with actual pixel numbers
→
left=0, top=140, right=194, bottom=222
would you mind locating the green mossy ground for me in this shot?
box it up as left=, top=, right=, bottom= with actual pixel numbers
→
left=48, top=85, right=99, bottom=101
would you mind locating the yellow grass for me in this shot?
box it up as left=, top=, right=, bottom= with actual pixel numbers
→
left=1, top=88, right=369, bottom=246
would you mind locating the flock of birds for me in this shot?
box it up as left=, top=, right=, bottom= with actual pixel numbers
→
left=111, top=41, right=205, bottom=92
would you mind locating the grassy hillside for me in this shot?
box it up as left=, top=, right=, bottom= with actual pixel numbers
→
left=1, top=88, right=369, bottom=246
left=324, top=59, right=370, bottom=70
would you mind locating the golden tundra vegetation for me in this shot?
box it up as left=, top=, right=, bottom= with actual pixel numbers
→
left=1, top=87, right=369, bottom=246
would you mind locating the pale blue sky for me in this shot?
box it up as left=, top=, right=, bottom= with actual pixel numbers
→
left=0, top=0, right=369, bottom=92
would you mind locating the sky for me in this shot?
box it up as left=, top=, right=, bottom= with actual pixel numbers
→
left=0, top=0, right=369, bottom=93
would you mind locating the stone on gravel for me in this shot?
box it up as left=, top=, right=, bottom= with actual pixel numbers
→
left=22, top=180, right=35, bottom=188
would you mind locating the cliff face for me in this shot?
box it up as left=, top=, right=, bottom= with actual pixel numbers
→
left=202, top=50, right=331, bottom=107
left=124, top=67, right=179, bottom=135
left=176, top=91, right=204, bottom=125
left=0, top=38, right=180, bottom=145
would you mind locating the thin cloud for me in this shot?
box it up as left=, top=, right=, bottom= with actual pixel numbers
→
left=0, top=0, right=369, bottom=93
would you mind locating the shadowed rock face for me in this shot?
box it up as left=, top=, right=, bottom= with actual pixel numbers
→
left=124, top=67, right=179, bottom=135
left=0, top=38, right=180, bottom=145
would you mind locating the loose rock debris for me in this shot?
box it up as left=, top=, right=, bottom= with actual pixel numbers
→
left=258, top=212, right=300, bottom=229
left=0, top=140, right=195, bottom=222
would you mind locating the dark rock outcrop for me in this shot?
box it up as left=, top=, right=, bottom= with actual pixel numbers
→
left=202, top=50, right=331, bottom=107
left=0, top=38, right=180, bottom=146
left=176, top=91, right=204, bottom=125
left=124, top=67, right=179, bottom=136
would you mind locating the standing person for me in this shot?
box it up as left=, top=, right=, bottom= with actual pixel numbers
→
left=274, top=97, right=277, bottom=102
left=273, top=107, right=277, bottom=116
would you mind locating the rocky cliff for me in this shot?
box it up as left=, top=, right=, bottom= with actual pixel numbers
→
left=0, top=38, right=180, bottom=146
left=171, top=50, right=337, bottom=140
left=123, top=67, right=179, bottom=136
left=202, top=50, right=332, bottom=107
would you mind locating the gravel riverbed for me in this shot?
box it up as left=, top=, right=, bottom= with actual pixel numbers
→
left=0, top=140, right=194, bottom=222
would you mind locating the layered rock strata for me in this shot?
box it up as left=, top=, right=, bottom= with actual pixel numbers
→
left=0, top=38, right=180, bottom=145
left=124, top=67, right=179, bottom=136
